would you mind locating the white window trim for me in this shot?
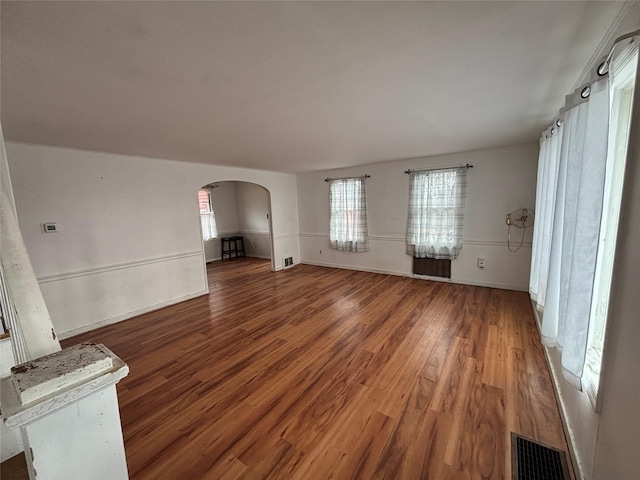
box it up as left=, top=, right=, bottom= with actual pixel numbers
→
left=583, top=46, right=638, bottom=411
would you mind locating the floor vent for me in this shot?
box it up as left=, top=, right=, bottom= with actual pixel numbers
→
left=511, top=433, right=570, bottom=480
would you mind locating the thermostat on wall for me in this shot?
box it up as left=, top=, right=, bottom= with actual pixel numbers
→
left=42, top=223, right=59, bottom=233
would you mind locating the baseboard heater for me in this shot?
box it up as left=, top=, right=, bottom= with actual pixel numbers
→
left=413, top=257, right=451, bottom=278
left=511, top=433, right=570, bottom=480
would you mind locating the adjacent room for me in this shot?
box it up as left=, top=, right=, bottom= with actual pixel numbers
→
left=1, top=2, right=639, bottom=479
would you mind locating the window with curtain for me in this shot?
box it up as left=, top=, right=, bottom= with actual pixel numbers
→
left=406, top=167, right=467, bottom=260
left=198, top=188, right=217, bottom=241
left=329, top=177, right=370, bottom=252
left=584, top=44, right=638, bottom=404
left=529, top=39, right=638, bottom=406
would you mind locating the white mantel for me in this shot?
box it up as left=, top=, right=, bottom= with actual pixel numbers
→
left=1, top=342, right=129, bottom=479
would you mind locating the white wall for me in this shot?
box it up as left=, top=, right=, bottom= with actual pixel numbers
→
left=6, top=142, right=300, bottom=338
left=235, top=182, right=271, bottom=259
left=297, top=143, right=538, bottom=291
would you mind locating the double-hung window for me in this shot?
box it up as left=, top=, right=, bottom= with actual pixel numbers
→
left=329, top=177, right=370, bottom=252
left=406, top=167, right=468, bottom=260
left=198, top=188, right=217, bottom=241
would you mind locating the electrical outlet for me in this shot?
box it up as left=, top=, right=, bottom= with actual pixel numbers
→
left=319, top=250, right=322, bottom=255
left=477, top=257, right=486, bottom=269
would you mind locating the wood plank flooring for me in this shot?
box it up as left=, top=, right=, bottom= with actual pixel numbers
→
left=63, top=258, right=570, bottom=479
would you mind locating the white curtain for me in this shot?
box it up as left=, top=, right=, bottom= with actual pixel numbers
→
left=537, top=78, right=610, bottom=389
left=406, top=167, right=467, bottom=260
left=529, top=124, right=563, bottom=308
left=199, top=188, right=217, bottom=241
left=329, top=177, right=370, bottom=252
left=201, top=211, right=217, bottom=241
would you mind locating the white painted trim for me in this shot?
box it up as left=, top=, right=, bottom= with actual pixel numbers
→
left=274, top=233, right=299, bottom=241
left=37, top=251, right=204, bottom=284
left=301, top=260, right=528, bottom=291
left=299, top=232, right=531, bottom=248
left=530, top=298, right=581, bottom=480
left=238, top=230, right=270, bottom=235
left=57, top=289, right=209, bottom=340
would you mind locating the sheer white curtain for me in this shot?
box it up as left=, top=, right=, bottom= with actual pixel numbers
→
left=529, top=124, right=563, bottom=308
left=329, top=177, right=370, bottom=252
left=199, top=188, right=217, bottom=241
left=537, top=78, right=610, bottom=389
left=406, top=167, right=467, bottom=260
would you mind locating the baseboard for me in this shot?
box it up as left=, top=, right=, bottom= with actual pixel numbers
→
left=207, top=254, right=271, bottom=263
left=300, top=260, right=528, bottom=291
left=529, top=298, right=581, bottom=480
left=58, top=289, right=209, bottom=340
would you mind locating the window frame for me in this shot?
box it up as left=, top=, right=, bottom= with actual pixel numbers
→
left=583, top=47, right=638, bottom=410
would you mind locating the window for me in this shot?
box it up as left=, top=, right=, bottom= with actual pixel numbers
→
left=406, top=167, right=467, bottom=260
left=584, top=45, right=638, bottom=408
left=329, top=177, right=370, bottom=252
left=198, top=188, right=217, bottom=241
left=529, top=39, right=638, bottom=406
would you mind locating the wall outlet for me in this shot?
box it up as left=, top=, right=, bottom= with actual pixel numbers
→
left=477, top=257, right=486, bottom=269
left=319, top=250, right=322, bottom=255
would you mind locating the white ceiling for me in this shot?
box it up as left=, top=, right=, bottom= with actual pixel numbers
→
left=0, top=1, right=627, bottom=173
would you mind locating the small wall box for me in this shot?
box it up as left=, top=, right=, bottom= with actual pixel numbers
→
left=42, top=223, right=59, bottom=233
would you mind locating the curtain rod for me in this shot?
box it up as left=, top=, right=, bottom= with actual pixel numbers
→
left=598, top=28, right=640, bottom=76
left=546, top=28, right=640, bottom=134
left=405, top=163, right=473, bottom=174
left=324, top=174, right=370, bottom=182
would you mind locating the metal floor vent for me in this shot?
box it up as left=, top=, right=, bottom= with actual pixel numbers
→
left=511, top=433, right=570, bottom=480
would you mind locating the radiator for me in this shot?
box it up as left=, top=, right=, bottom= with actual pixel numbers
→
left=413, top=257, right=451, bottom=278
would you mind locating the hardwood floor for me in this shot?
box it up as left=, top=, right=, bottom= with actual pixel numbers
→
left=63, top=258, right=570, bottom=479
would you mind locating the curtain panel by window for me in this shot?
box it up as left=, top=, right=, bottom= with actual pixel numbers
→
left=532, top=78, right=610, bottom=389
left=329, top=178, right=370, bottom=252
left=529, top=124, right=563, bottom=309
left=198, top=188, right=217, bottom=241
left=406, top=168, right=467, bottom=260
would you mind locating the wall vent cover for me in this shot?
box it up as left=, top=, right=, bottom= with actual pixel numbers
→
left=511, top=433, right=570, bottom=480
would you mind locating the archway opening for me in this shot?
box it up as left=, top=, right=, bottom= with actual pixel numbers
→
left=196, top=181, right=274, bottom=273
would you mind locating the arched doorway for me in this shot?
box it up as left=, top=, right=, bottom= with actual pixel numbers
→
left=197, top=181, right=274, bottom=272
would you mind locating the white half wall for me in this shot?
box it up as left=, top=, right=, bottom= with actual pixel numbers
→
left=297, top=143, right=538, bottom=291
left=6, top=142, right=300, bottom=337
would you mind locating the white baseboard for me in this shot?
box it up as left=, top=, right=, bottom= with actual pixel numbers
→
left=300, top=260, right=528, bottom=291
left=207, top=254, right=271, bottom=263
left=529, top=298, right=581, bottom=480
left=58, top=289, right=209, bottom=340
